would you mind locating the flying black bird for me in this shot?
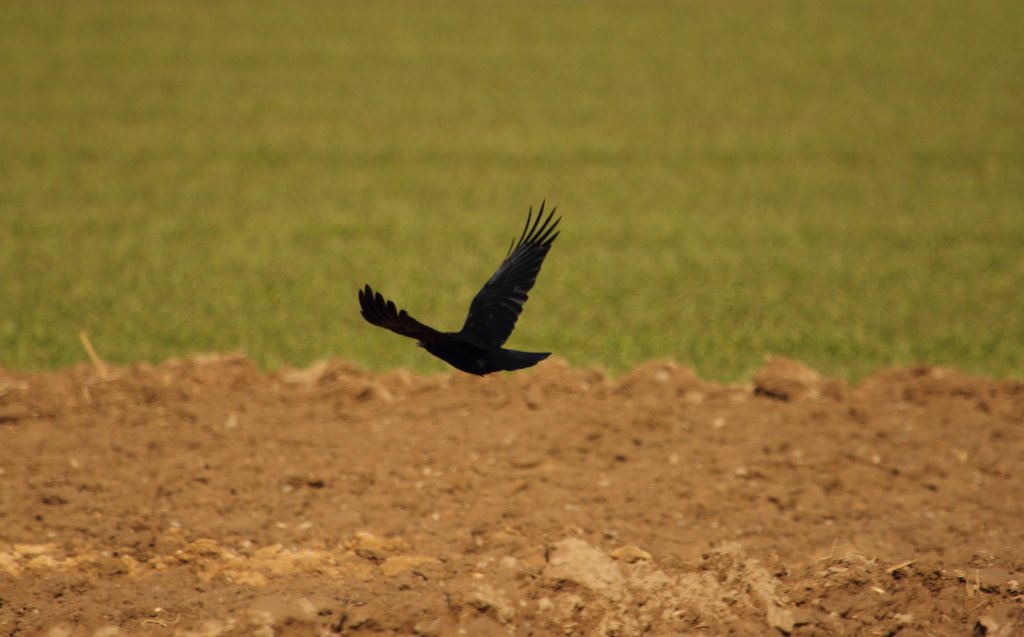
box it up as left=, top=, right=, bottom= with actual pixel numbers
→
left=359, top=202, right=561, bottom=375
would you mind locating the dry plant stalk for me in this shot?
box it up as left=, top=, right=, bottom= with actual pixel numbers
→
left=78, top=330, right=109, bottom=380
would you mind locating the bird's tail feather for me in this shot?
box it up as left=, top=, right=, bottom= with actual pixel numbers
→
left=498, top=349, right=550, bottom=371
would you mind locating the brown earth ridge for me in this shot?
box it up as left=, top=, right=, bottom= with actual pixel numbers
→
left=1, top=355, right=1022, bottom=636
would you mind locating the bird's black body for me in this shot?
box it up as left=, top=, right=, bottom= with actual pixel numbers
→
left=416, top=335, right=549, bottom=376
left=359, top=202, right=560, bottom=375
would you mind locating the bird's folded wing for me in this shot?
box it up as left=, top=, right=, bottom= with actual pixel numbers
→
left=459, top=202, right=560, bottom=348
left=359, top=284, right=446, bottom=342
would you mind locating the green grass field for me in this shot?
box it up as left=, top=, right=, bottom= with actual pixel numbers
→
left=2, top=1, right=1022, bottom=381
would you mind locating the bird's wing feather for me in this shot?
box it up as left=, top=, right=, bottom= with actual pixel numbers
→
left=459, top=202, right=560, bottom=348
left=359, top=284, right=446, bottom=342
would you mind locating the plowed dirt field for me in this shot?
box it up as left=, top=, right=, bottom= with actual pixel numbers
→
left=1, top=356, right=1022, bottom=636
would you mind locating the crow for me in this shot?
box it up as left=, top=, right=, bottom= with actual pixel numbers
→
left=359, top=202, right=561, bottom=375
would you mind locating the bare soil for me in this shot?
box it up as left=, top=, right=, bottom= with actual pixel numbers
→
left=1, top=355, right=1022, bottom=636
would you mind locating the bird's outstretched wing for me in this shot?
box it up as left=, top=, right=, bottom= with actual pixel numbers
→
left=359, top=284, right=446, bottom=342
left=459, top=202, right=560, bottom=348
